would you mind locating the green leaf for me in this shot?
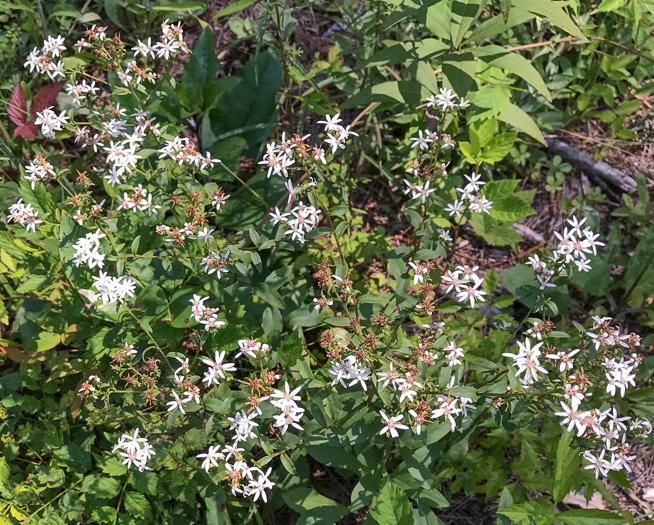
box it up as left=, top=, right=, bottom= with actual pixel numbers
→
left=481, top=180, right=519, bottom=201
left=556, top=509, right=626, bottom=524
left=442, top=53, right=477, bottom=96
left=255, top=282, right=286, bottom=309
left=181, top=27, right=220, bottom=105
left=513, top=0, right=585, bottom=39
left=497, top=501, right=556, bottom=525
left=213, top=0, right=257, bottom=18
left=469, top=118, right=498, bottom=153
left=466, top=7, right=535, bottom=43
left=207, top=50, right=282, bottom=156
left=500, top=0, right=511, bottom=23
left=553, top=431, right=579, bottom=502
left=81, top=475, right=122, bottom=499
left=497, top=487, right=514, bottom=525
left=473, top=46, right=551, bottom=100
left=592, top=0, right=628, bottom=12
left=489, top=194, right=535, bottom=222
left=471, top=85, right=510, bottom=118
left=282, top=487, right=349, bottom=524
left=152, top=2, right=205, bottom=10
left=624, top=226, right=654, bottom=295
left=19, top=177, right=53, bottom=219
left=423, top=0, right=453, bottom=38
left=450, top=0, right=487, bottom=47
left=124, top=492, right=152, bottom=521
left=0, top=457, right=9, bottom=488
left=481, top=131, right=516, bottom=164
left=483, top=269, right=498, bottom=294
left=498, top=102, right=545, bottom=144
left=493, top=295, right=518, bottom=308
left=306, top=443, right=361, bottom=473
left=469, top=214, right=522, bottom=246
left=280, top=453, right=297, bottom=475
left=278, top=330, right=304, bottom=368
left=369, top=478, right=414, bottom=525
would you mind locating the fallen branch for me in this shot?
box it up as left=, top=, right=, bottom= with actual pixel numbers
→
left=545, top=137, right=637, bottom=194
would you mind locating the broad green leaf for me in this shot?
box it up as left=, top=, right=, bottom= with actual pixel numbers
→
left=124, top=492, right=153, bottom=521
left=556, top=509, right=626, bottom=524
left=481, top=132, right=517, bottom=164
left=205, top=487, right=227, bottom=525
left=483, top=269, right=498, bottom=294
left=213, top=0, right=257, bottom=18
left=498, top=102, right=545, bottom=144
left=497, top=487, right=514, bottom=525
left=497, top=501, right=556, bottom=525
left=181, top=27, right=220, bottom=102
left=466, top=7, right=535, bottom=43
left=369, top=81, right=427, bottom=105
left=473, top=46, right=551, bottom=100
left=592, top=0, right=628, bottom=12
left=369, top=478, right=414, bottom=525
left=81, top=475, right=122, bottom=499
left=152, top=2, right=205, bottom=10
left=553, top=431, right=579, bottom=502
left=255, top=282, right=286, bottom=309
left=623, top=226, right=654, bottom=295
left=488, top=194, right=535, bottom=222
left=481, top=180, right=520, bottom=200
left=469, top=214, right=522, bottom=246
left=423, top=0, right=453, bottom=38
left=513, top=0, right=585, bottom=39
left=283, top=487, right=349, bottom=524
left=441, top=53, right=477, bottom=96
left=207, top=50, right=282, bottom=157
left=278, top=330, right=304, bottom=368
left=306, top=443, right=361, bottom=473
left=450, top=0, right=487, bottom=47
left=469, top=118, right=498, bottom=153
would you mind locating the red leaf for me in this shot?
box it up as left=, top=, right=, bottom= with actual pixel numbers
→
left=30, top=81, right=66, bottom=119
left=8, top=83, right=28, bottom=126
left=14, top=123, right=39, bottom=139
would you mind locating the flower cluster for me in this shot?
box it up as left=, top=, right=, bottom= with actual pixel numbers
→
left=528, top=216, right=604, bottom=289
left=444, top=172, right=492, bottom=218
left=34, top=107, right=69, bottom=139
left=196, top=443, right=275, bottom=503
left=426, top=87, right=470, bottom=112
left=131, top=19, right=189, bottom=61
left=65, top=79, right=100, bottom=105
left=77, top=374, right=101, bottom=398
left=113, top=429, right=155, bottom=472
left=116, top=185, right=161, bottom=215
left=270, top=381, right=305, bottom=435
left=329, top=355, right=372, bottom=391
left=441, top=264, right=488, bottom=308
left=24, top=153, right=56, bottom=189
left=189, top=295, right=226, bottom=331
left=201, top=351, right=237, bottom=387
left=72, top=229, right=106, bottom=269
left=236, top=339, right=271, bottom=359
left=269, top=201, right=322, bottom=244
left=24, top=35, right=66, bottom=79
left=7, top=199, right=43, bottom=233
left=502, top=315, right=651, bottom=479
left=158, top=136, right=216, bottom=170
left=264, top=114, right=357, bottom=242
left=91, top=271, right=136, bottom=305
